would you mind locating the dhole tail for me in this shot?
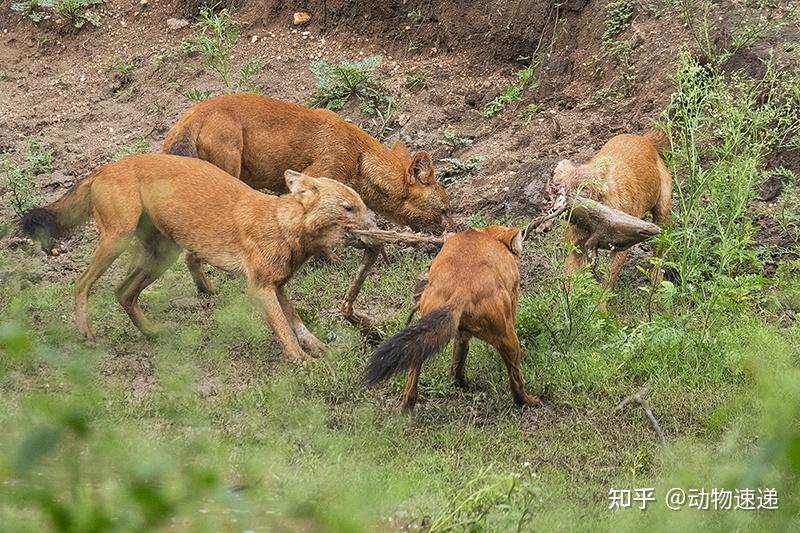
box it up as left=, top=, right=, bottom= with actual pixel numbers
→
left=644, top=127, right=669, bottom=151
left=21, top=174, right=95, bottom=252
left=363, top=305, right=461, bottom=386
left=164, top=128, right=198, bottom=158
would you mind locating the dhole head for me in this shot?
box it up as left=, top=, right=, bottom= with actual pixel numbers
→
left=479, top=225, right=523, bottom=257
left=391, top=141, right=453, bottom=234
left=285, top=170, right=375, bottom=243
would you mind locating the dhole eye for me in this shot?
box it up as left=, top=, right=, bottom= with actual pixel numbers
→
left=342, top=204, right=354, bottom=212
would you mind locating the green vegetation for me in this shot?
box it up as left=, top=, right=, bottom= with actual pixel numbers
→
left=11, top=0, right=102, bottom=28
left=440, top=130, right=473, bottom=150
left=181, top=7, right=262, bottom=97
left=484, top=62, right=536, bottom=117
left=309, top=56, right=393, bottom=116
left=405, top=68, right=428, bottom=91
left=113, top=138, right=149, bottom=160
left=438, top=155, right=484, bottom=186
left=0, top=141, right=52, bottom=217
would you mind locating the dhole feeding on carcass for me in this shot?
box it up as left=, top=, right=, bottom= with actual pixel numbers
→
left=547, top=129, right=673, bottom=296
left=363, top=226, right=542, bottom=411
left=163, top=93, right=453, bottom=294
left=21, top=154, right=373, bottom=360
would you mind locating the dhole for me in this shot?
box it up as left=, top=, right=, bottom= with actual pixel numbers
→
left=163, top=93, right=452, bottom=294
left=547, top=129, right=672, bottom=293
left=363, top=226, right=542, bottom=411
left=21, top=155, right=373, bottom=360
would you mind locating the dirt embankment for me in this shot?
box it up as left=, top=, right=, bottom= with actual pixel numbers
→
left=0, top=0, right=796, bottom=224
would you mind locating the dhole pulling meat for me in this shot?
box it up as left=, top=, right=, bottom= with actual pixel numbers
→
left=21, top=155, right=373, bottom=360
left=547, top=129, right=673, bottom=293
left=163, top=93, right=453, bottom=295
left=363, top=225, right=542, bottom=411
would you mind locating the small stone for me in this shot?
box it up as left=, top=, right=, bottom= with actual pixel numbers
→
left=166, top=18, right=189, bottom=31
left=293, top=11, right=311, bottom=26
left=140, top=0, right=147, bottom=4
left=251, top=35, right=259, bottom=43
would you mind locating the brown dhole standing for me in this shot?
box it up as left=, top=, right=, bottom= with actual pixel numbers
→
left=21, top=154, right=374, bottom=360
left=363, top=226, right=542, bottom=411
left=163, top=93, right=453, bottom=294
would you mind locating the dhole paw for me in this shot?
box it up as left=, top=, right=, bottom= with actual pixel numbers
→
left=299, top=334, right=327, bottom=357
left=79, top=326, right=97, bottom=342
left=521, top=395, right=544, bottom=408
left=196, top=283, right=219, bottom=296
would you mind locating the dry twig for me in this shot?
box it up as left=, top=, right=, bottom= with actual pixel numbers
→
left=613, top=380, right=666, bottom=444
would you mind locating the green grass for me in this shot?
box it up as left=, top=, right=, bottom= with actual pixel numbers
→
left=1, top=227, right=798, bottom=530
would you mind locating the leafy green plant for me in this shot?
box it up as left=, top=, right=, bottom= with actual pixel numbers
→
left=0, top=141, right=52, bottom=218
left=181, top=7, right=261, bottom=94
left=11, top=0, right=101, bottom=28
left=308, top=56, right=393, bottom=116
left=10, top=0, right=52, bottom=22
left=107, top=55, right=139, bottom=94
left=438, top=156, right=484, bottom=186
left=440, top=130, right=473, bottom=149
left=53, top=0, right=101, bottom=28
left=601, top=0, right=636, bottom=53
left=484, top=63, right=535, bottom=117
left=183, top=89, right=212, bottom=102
left=659, top=52, right=800, bottom=323
left=114, top=138, right=149, bottom=160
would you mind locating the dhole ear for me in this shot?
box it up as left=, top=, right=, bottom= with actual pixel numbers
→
left=408, top=151, right=434, bottom=185
left=500, top=228, right=523, bottom=256
left=285, top=170, right=318, bottom=202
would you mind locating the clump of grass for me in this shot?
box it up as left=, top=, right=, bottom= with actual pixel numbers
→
left=438, top=155, right=484, bottom=186
left=107, top=55, right=139, bottom=95
left=0, top=141, right=52, bottom=218
left=181, top=7, right=262, bottom=97
left=114, top=138, right=149, bottom=160
left=10, top=0, right=51, bottom=22
left=404, top=68, right=428, bottom=91
left=484, top=62, right=536, bottom=117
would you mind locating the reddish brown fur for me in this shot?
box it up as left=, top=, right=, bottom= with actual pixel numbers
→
left=549, top=129, right=672, bottom=297
left=163, top=93, right=451, bottom=231
left=163, top=93, right=451, bottom=294
left=366, top=225, right=542, bottom=411
left=23, top=154, right=373, bottom=360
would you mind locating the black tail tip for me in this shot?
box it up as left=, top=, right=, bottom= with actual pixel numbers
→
left=20, top=207, right=59, bottom=251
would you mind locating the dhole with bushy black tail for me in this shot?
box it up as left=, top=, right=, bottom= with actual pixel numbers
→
left=363, top=226, right=543, bottom=411
left=21, top=154, right=374, bottom=360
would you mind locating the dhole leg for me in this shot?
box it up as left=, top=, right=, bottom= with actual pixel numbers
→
left=400, top=364, right=422, bottom=411
left=598, top=250, right=629, bottom=312
left=495, top=331, right=542, bottom=408
left=74, top=235, right=131, bottom=340
left=250, top=282, right=310, bottom=361
left=186, top=252, right=217, bottom=295
left=276, top=286, right=326, bottom=356
left=564, top=223, right=588, bottom=280
left=115, top=234, right=179, bottom=337
left=450, top=331, right=471, bottom=390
